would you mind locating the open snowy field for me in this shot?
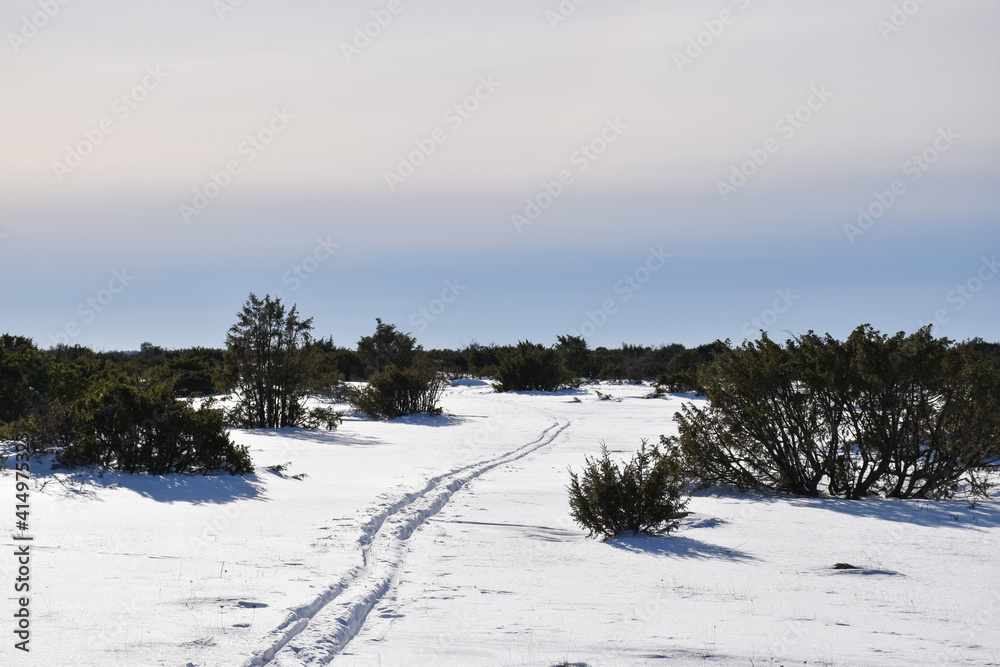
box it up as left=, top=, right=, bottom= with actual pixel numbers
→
left=3, top=382, right=999, bottom=666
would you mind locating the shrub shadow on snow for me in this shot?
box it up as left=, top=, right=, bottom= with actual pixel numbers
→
left=608, top=534, right=756, bottom=562
left=107, top=472, right=266, bottom=504
left=243, top=426, right=384, bottom=447
left=33, top=467, right=266, bottom=505
left=693, top=486, right=1000, bottom=530
left=6, top=452, right=265, bottom=504
left=681, top=516, right=726, bottom=530
left=323, top=414, right=468, bottom=428
left=386, top=413, right=467, bottom=427
left=827, top=567, right=903, bottom=577
left=791, top=496, right=1000, bottom=530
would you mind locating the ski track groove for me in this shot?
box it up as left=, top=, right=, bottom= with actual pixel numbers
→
left=239, top=415, right=569, bottom=667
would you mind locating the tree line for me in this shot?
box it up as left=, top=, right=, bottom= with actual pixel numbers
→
left=2, top=293, right=998, bottom=492
left=2, top=292, right=716, bottom=475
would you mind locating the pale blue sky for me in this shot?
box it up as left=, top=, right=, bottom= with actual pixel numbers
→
left=1, top=0, right=998, bottom=350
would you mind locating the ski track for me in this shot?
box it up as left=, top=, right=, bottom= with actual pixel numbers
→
left=237, top=414, right=569, bottom=667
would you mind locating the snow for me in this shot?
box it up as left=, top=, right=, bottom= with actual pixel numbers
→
left=3, top=383, right=999, bottom=666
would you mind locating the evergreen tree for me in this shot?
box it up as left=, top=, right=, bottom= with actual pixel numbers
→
left=224, top=294, right=315, bottom=428
left=357, top=318, right=418, bottom=375
left=350, top=319, right=444, bottom=419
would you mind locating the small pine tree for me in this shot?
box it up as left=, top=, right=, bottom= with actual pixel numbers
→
left=224, top=293, right=316, bottom=429
left=568, top=439, right=690, bottom=540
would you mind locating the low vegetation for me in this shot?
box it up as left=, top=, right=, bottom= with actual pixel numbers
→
left=568, top=440, right=690, bottom=540
left=350, top=364, right=445, bottom=420
left=667, top=326, right=1000, bottom=499
left=4, top=313, right=999, bottom=488
left=493, top=341, right=570, bottom=392
left=3, top=371, right=251, bottom=475
left=349, top=320, right=445, bottom=419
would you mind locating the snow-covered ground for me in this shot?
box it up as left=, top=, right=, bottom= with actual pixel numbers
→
left=3, top=382, right=999, bottom=666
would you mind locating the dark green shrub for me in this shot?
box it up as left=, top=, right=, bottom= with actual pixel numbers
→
left=583, top=343, right=688, bottom=384
left=0, top=334, right=50, bottom=424
left=357, top=318, right=417, bottom=376
left=669, top=334, right=827, bottom=497
left=556, top=335, right=593, bottom=380
left=813, top=326, right=1000, bottom=499
left=310, top=336, right=366, bottom=383
left=494, top=341, right=569, bottom=392
left=568, top=439, right=690, bottom=540
left=618, top=343, right=652, bottom=384
left=224, top=293, right=316, bottom=429
left=351, top=364, right=445, bottom=420
left=655, top=369, right=699, bottom=394
left=59, top=377, right=252, bottom=475
left=420, top=348, right=469, bottom=378
left=302, top=406, right=344, bottom=430
left=668, top=326, right=1000, bottom=499
left=656, top=341, right=727, bottom=394
left=466, top=342, right=509, bottom=378
left=160, top=347, right=227, bottom=397
left=0, top=405, right=76, bottom=459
